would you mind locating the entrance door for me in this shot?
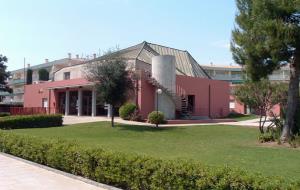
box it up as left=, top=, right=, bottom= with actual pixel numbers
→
left=82, top=91, right=92, bottom=115
left=69, top=91, right=78, bottom=115
left=58, top=92, right=66, bottom=114
left=187, top=95, right=195, bottom=113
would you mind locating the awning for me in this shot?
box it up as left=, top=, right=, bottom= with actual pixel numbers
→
left=47, top=83, right=94, bottom=90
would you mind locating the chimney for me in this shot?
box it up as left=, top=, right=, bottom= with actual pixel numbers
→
left=68, top=53, right=71, bottom=59
left=45, top=59, right=49, bottom=63
left=76, top=54, right=79, bottom=59
left=93, top=53, right=96, bottom=59
left=27, top=64, right=30, bottom=68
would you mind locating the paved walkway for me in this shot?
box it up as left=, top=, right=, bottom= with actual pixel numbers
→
left=63, top=116, right=270, bottom=127
left=0, top=153, right=119, bottom=190
left=219, top=118, right=272, bottom=127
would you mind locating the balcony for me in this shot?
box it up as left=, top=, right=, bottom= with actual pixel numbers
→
left=213, top=74, right=243, bottom=81
left=13, top=88, right=24, bottom=94
left=268, top=75, right=290, bottom=81
left=8, top=79, right=25, bottom=85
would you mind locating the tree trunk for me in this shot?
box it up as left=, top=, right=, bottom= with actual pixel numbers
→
left=111, top=105, right=115, bottom=128
left=281, top=55, right=300, bottom=141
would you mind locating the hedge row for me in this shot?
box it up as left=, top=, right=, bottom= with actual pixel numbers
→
left=0, top=132, right=298, bottom=190
left=0, top=114, right=63, bottom=129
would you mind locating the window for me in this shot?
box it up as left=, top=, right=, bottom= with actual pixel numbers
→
left=229, top=101, right=235, bottom=109
left=42, top=98, right=48, bottom=108
left=64, top=72, right=70, bottom=80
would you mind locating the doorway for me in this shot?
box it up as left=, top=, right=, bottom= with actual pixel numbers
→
left=187, top=95, right=195, bottom=113
left=58, top=92, right=66, bottom=114
left=82, top=91, right=92, bottom=115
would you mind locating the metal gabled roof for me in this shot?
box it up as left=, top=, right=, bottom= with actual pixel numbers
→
left=85, top=41, right=210, bottom=78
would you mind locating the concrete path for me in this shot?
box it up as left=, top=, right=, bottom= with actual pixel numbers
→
left=219, top=118, right=272, bottom=127
left=63, top=116, right=217, bottom=127
left=63, top=116, right=271, bottom=128
left=0, top=153, right=119, bottom=190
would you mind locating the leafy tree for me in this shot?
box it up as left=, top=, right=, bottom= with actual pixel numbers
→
left=38, top=69, right=49, bottom=81
left=231, top=0, right=300, bottom=141
left=85, top=57, right=134, bottom=127
left=26, top=69, right=33, bottom=84
left=0, top=55, right=11, bottom=100
left=234, top=80, right=287, bottom=134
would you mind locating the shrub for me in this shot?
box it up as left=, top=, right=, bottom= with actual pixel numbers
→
left=129, top=109, right=142, bottom=121
left=0, top=112, right=10, bottom=117
left=258, top=133, right=275, bottom=143
left=0, top=131, right=298, bottom=189
left=119, top=103, right=137, bottom=120
left=147, top=111, right=165, bottom=124
left=0, top=114, right=63, bottom=129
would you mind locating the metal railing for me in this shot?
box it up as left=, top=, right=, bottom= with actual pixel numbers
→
left=9, top=107, right=59, bottom=115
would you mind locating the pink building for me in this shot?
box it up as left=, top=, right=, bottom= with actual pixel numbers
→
left=24, top=42, right=230, bottom=119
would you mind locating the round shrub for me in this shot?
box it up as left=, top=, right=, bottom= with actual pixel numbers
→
left=148, top=111, right=165, bottom=124
left=119, top=103, right=137, bottom=120
left=0, top=112, right=10, bottom=117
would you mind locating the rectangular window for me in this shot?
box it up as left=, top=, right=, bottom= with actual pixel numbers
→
left=229, top=101, right=235, bottom=109
left=64, top=72, right=70, bottom=80
left=42, top=98, right=48, bottom=108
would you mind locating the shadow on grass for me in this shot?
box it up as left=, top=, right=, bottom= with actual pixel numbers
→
left=115, top=124, right=182, bottom=132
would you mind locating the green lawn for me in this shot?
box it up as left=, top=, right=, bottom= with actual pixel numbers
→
left=11, top=122, right=300, bottom=181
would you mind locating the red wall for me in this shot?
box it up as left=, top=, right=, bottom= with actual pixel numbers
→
left=138, top=72, right=155, bottom=119
left=24, top=76, right=230, bottom=119
left=24, top=79, right=91, bottom=114
left=176, top=75, right=230, bottom=118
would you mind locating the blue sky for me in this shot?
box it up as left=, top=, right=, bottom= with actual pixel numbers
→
left=0, top=0, right=237, bottom=71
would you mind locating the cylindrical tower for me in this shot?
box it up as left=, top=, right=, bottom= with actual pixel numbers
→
left=151, top=55, right=176, bottom=119
left=151, top=55, right=176, bottom=93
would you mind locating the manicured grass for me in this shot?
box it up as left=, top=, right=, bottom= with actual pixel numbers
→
left=10, top=122, right=300, bottom=181
left=227, top=113, right=259, bottom=121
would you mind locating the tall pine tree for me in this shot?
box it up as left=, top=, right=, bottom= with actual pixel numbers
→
left=231, top=0, right=300, bottom=141
left=0, top=55, right=10, bottom=99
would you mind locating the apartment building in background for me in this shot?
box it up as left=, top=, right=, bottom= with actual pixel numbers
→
left=202, top=64, right=290, bottom=114
left=1, top=54, right=85, bottom=105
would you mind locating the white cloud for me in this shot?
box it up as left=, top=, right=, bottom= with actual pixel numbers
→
left=210, top=40, right=230, bottom=49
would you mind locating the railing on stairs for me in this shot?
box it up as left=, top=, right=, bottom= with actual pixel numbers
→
left=143, top=70, right=189, bottom=118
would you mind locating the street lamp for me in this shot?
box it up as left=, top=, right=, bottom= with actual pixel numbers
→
left=156, top=88, right=162, bottom=127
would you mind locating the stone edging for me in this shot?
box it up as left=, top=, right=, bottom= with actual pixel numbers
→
left=0, top=152, right=122, bottom=190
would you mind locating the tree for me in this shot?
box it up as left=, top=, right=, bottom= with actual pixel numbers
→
left=38, top=69, right=49, bottom=81
left=234, top=80, right=288, bottom=134
left=26, top=69, right=33, bottom=84
left=85, top=58, right=134, bottom=127
left=231, top=0, right=300, bottom=141
left=0, top=55, right=11, bottom=100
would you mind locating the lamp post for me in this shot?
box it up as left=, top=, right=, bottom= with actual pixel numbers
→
left=156, top=88, right=162, bottom=127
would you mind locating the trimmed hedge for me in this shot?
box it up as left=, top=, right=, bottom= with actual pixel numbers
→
left=0, top=131, right=298, bottom=189
left=148, top=111, right=166, bottom=124
left=0, top=112, right=10, bottom=117
left=0, top=114, right=63, bottom=129
left=119, top=103, right=137, bottom=120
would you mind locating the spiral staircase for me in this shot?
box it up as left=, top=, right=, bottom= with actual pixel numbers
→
left=144, top=70, right=190, bottom=118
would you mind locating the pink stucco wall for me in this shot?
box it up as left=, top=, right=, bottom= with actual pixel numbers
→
left=137, top=74, right=230, bottom=119
left=24, top=75, right=230, bottom=119
left=230, top=95, right=246, bottom=114
left=24, top=78, right=91, bottom=113
left=230, top=94, right=281, bottom=116
left=176, top=75, right=230, bottom=118
left=137, top=72, right=155, bottom=119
